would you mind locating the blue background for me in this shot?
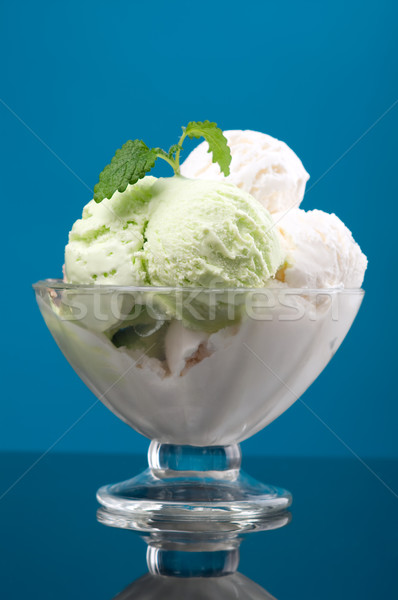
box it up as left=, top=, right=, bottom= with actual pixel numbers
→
left=1, top=0, right=397, bottom=458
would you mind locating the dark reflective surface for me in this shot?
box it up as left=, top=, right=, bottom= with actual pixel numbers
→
left=1, top=453, right=397, bottom=599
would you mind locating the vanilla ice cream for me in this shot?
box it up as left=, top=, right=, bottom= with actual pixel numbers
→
left=180, top=130, right=309, bottom=214
left=275, top=208, right=368, bottom=288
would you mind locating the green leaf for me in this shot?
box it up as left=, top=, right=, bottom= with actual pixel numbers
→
left=184, top=121, right=232, bottom=176
left=92, top=121, right=231, bottom=202
left=93, top=140, right=157, bottom=203
left=167, top=144, right=180, bottom=159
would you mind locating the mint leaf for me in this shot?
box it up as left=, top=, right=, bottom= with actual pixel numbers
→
left=92, top=121, right=233, bottom=202
left=167, top=144, right=180, bottom=159
left=184, top=121, right=232, bottom=176
left=94, top=140, right=157, bottom=203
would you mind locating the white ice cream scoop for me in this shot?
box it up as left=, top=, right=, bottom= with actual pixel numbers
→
left=181, top=129, right=309, bottom=214
left=275, top=208, right=368, bottom=288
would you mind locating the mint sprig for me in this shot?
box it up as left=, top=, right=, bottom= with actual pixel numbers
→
left=93, top=121, right=231, bottom=203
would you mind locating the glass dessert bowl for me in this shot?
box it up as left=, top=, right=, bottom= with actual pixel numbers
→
left=34, top=280, right=364, bottom=531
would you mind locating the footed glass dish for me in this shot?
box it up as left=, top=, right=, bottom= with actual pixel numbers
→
left=34, top=281, right=364, bottom=531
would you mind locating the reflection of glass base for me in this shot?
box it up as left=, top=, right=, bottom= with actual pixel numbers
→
left=97, top=442, right=292, bottom=533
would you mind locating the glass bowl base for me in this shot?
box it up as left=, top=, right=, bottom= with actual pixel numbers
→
left=96, top=443, right=292, bottom=533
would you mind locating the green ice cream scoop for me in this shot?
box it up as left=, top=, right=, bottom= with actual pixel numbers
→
left=65, top=176, right=284, bottom=288
left=65, top=176, right=156, bottom=285
left=137, top=177, right=283, bottom=287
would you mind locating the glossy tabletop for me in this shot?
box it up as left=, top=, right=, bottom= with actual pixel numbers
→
left=1, top=452, right=397, bottom=599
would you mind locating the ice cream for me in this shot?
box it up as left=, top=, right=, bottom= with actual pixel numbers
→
left=36, top=286, right=364, bottom=445
left=165, top=319, right=210, bottom=377
left=275, top=208, right=368, bottom=289
left=65, top=176, right=284, bottom=289
left=65, top=176, right=155, bottom=286
left=61, top=125, right=367, bottom=382
left=181, top=129, right=367, bottom=291
left=139, top=177, right=283, bottom=288
left=180, top=130, right=309, bottom=214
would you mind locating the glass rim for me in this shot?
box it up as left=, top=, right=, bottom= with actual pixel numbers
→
left=32, top=279, right=365, bottom=296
